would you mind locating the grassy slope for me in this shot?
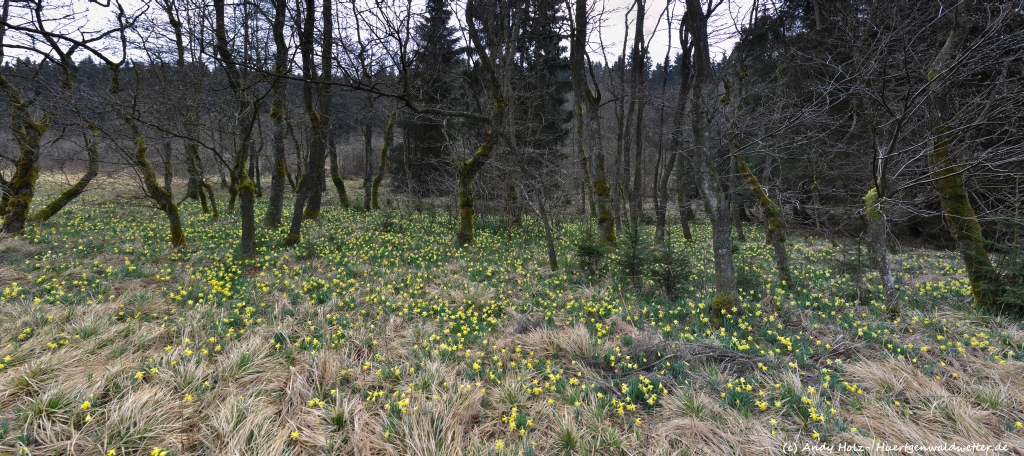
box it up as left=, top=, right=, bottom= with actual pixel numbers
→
left=1, top=183, right=1023, bottom=455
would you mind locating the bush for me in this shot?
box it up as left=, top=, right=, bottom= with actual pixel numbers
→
left=376, top=212, right=404, bottom=234
left=988, top=239, right=1024, bottom=315
left=574, top=226, right=610, bottom=278
left=830, top=236, right=871, bottom=305
left=616, top=223, right=647, bottom=286
left=648, top=240, right=693, bottom=299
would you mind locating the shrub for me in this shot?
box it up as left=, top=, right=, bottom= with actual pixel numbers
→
left=574, top=226, right=610, bottom=278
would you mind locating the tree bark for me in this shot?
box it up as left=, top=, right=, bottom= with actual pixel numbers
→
left=265, top=50, right=288, bottom=227
left=127, top=119, right=187, bottom=249
left=30, top=126, right=100, bottom=223
left=362, top=122, right=373, bottom=210
left=371, top=110, right=396, bottom=210
left=925, top=0, right=1004, bottom=313
left=687, top=0, right=738, bottom=325
left=0, top=75, right=50, bottom=236
left=213, top=0, right=258, bottom=258
left=731, top=158, right=747, bottom=243
left=864, top=186, right=897, bottom=305
left=570, top=0, right=614, bottom=246
left=285, top=0, right=333, bottom=244
left=328, top=134, right=350, bottom=208
left=737, top=157, right=792, bottom=285
left=675, top=156, right=693, bottom=241
left=455, top=129, right=499, bottom=245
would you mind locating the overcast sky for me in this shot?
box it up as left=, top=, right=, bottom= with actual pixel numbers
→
left=597, top=0, right=757, bottom=66
left=9, top=0, right=755, bottom=67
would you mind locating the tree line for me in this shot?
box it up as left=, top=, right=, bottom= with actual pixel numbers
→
left=0, top=0, right=1022, bottom=316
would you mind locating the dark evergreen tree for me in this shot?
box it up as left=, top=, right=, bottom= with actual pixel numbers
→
left=394, top=0, right=463, bottom=196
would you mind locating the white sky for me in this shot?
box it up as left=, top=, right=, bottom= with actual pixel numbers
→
left=596, top=0, right=757, bottom=66
left=4, top=0, right=755, bottom=68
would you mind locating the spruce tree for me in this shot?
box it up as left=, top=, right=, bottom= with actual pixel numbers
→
left=397, top=0, right=463, bottom=196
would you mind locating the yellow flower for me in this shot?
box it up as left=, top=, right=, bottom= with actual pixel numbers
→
left=106, top=450, right=116, bottom=456
left=135, top=371, right=145, bottom=379
left=495, top=439, right=505, bottom=450
left=635, top=418, right=642, bottom=425
left=291, top=430, right=300, bottom=440
left=81, top=400, right=91, bottom=410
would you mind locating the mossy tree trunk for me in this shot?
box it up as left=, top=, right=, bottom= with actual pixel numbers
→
left=162, top=140, right=173, bottom=193
left=675, top=155, right=693, bottom=241
left=127, top=119, right=187, bottom=249
left=285, top=0, right=332, bottom=245
left=925, top=0, right=1004, bottom=313
left=371, top=110, right=395, bottom=210
left=864, top=186, right=897, bottom=305
left=569, top=0, right=614, bottom=247
left=730, top=158, right=747, bottom=243
left=202, top=181, right=218, bottom=218
left=328, top=135, right=350, bottom=208
left=302, top=0, right=331, bottom=221
left=0, top=76, right=51, bottom=236
left=455, top=128, right=498, bottom=246
left=658, top=25, right=693, bottom=245
left=531, top=185, right=558, bottom=270
left=184, top=143, right=204, bottom=207
left=265, top=97, right=287, bottom=226
left=213, top=0, right=260, bottom=258
left=574, top=104, right=596, bottom=218
left=654, top=152, right=676, bottom=246
left=456, top=1, right=512, bottom=247
left=30, top=126, right=101, bottom=223
left=0, top=172, right=9, bottom=218
left=362, top=121, right=373, bottom=211
left=737, top=157, right=792, bottom=285
left=687, top=0, right=739, bottom=325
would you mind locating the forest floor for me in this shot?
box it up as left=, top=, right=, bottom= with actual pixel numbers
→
left=1, top=179, right=1023, bottom=455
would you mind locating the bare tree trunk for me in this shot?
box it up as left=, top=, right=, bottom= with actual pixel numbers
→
left=628, top=0, right=646, bottom=227
left=285, top=0, right=332, bottom=244
left=570, top=0, right=614, bottom=246
left=575, top=104, right=595, bottom=218
left=731, top=158, right=747, bottom=242
left=362, top=122, right=373, bottom=211
left=328, top=134, right=350, bottom=208
left=163, top=140, right=173, bottom=193
left=213, top=0, right=257, bottom=258
left=30, top=126, right=100, bottom=223
left=676, top=157, right=693, bottom=241
left=534, top=186, right=558, bottom=270
left=185, top=143, right=206, bottom=211
left=303, top=0, right=332, bottom=221
left=687, top=0, right=738, bottom=325
left=863, top=186, right=897, bottom=305
left=371, top=111, right=395, bottom=210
